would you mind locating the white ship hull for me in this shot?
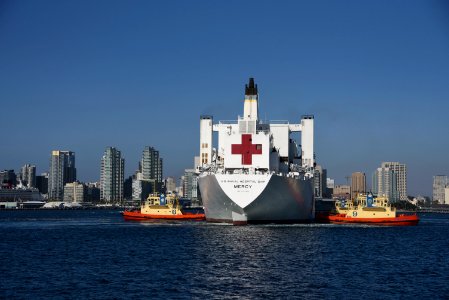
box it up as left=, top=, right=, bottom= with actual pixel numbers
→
left=198, top=173, right=314, bottom=224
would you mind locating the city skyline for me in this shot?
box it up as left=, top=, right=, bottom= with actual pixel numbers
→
left=1, top=1, right=449, bottom=196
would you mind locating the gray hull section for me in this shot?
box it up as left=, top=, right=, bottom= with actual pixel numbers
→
left=198, top=174, right=314, bottom=223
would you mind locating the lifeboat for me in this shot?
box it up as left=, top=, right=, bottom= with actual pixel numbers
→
left=122, top=192, right=205, bottom=221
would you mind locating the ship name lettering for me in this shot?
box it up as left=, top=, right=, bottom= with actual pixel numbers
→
left=234, top=184, right=252, bottom=189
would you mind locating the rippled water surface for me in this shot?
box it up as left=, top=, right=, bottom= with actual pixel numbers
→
left=1, top=210, right=448, bottom=299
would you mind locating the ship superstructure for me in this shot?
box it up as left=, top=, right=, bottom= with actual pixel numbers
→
left=198, top=78, right=315, bottom=224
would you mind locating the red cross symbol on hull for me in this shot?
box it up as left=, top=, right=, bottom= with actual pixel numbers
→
left=231, top=134, right=262, bottom=165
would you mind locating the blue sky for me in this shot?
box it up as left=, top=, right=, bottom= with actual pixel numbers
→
left=1, top=0, right=448, bottom=196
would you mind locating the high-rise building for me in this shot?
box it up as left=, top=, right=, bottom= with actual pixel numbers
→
left=100, top=147, right=124, bottom=204
left=372, top=167, right=399, bottom=203
left=0, top=170, right=17, bottom=187
left=165, top=177, right=176, bottom=193
left=48, top=151, right=76, bottom=200
left=432, top=175, right=448, bottom=204
left=326, top=178, right=335, bottom=198
left=313, top=165, right=327, bottom=198
left=351, top=172, right=366, bottom=199
left=141, top=146, right=163, bottom=182
left=63, top=181, right=85, bottom=203
left=85, top=182, right=100, bottom=203
left=181, top=169, right=200, bottom=205
left=131, top=146, right=163, bottom=202
left=132, top=171, right=143, bottom=201
left=131, top=171, right=155, bottom=202
left=21, top=164, right=36, bottom=188
left=36, top=172, right=49, bottom=194
left=124, top=176, right=133, bottom=200
left=381, top=162, right=407, bottom=200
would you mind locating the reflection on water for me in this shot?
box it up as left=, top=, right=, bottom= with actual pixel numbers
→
left=0, top=210, right=448, bottom=299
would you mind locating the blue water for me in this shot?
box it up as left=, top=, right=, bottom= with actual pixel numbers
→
left=1, top=210, right=448, bottom=299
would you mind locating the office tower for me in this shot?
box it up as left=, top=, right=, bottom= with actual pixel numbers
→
left=372, top=167, right=399, bottom=203
left=351, top=172, right=366, bottom=199
left=178, top=177, right=185, bottom=197
left=194, top=156, right=200, bottom=169
left=432, top=175, right=448, bottom=204
left=48, top=151, right=76, bottom=200
left=0, top=170, right=17, bottom=187
left=132, top=171, right=143, bottom=201
left=381, top=162, right=407, bottom=200
left=21, top=164, right=36, bottom=188
left=326, top=178, right=335, bottom=197
left=124, top=176, right=133, bottom=200
left=36, top=172, right=49, bottom=194
left=100, top=147, right=124, bottom=204
left=165, top=177, right=176, bottom=193
left=85, top=182, right=100, bottom=203
left=313, top=165, right=327, bottom=198
left=182, top=169, right=200, bottom=205
left=141, top=146, right=163, bottom=182
left=63, top=182, right=85, bottom=203
left=131, top=171, right=153, bottom=202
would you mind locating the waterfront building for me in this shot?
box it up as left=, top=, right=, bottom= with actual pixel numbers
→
left=0, top=187, right=42, bottom=202
left=326, top=178, right=335, bottom=198
left=20, top=164, right=36, bottom=188
left=333, top=185, right=351, bottom=199
left=141, top=146, right=163, bottom=182
left=63, top=182, right=85, bottom=203
left=48, top=151, right=76, bottom=201
left=124, top=176, right=133, bottom=200
left=351, top=172, right=366, bottom=199
left=177, top=176, right=185, bottom=197
left=129, top=146, right=163, bottom=203
left=432, top=175, right=448, bottom=204
left=100, top=147, right=124, bottom=204
left=132, top=171, right=143, bottom=201
left=372, top=167, right=399, bottom=203
left=313, top=165, right=327, bottom=198
left=165, top=176, right=176, bottom=193
left=0, top=170, right=17, bottom=187
left=131, top=171, right=154, bottom=202
left=381, top=162, right=407, bottom=200
left=181, top=169, right=200, bottom=205
left=445, top=187, right=449, bottom=205
left=36, top=172, right=49, bottom=194
left=194, top=156, right=200, bottom=169
left=85, top=182, right=100, bottom=203
left=326, top=178, right=335, bottom=189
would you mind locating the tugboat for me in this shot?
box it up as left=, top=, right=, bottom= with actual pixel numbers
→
left=122, top=192, right=205, bottom=221
left=316, top=193, right=419, bottom=226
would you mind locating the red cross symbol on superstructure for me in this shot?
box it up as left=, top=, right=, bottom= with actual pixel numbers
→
left=231, top=134, right=262, bottom=165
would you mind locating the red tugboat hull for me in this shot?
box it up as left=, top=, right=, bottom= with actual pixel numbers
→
left=122, top=211, right=206, bottom=221
left=316, top=213, right=419, bottom=226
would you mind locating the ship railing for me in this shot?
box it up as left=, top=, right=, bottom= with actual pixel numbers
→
left=263, top=120, right=289, bottom=124
left=218, top=120, right=292, bottom=126
left=217, top=120, right=238, bottom=124
left=218, top=168, right=271, bottom=175
left=199, top=164, right=219, bottom=175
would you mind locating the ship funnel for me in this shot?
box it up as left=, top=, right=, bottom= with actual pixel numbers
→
left=245, top=78, right=258, bottom=95
left=243, top=78, right=259, bottom=121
